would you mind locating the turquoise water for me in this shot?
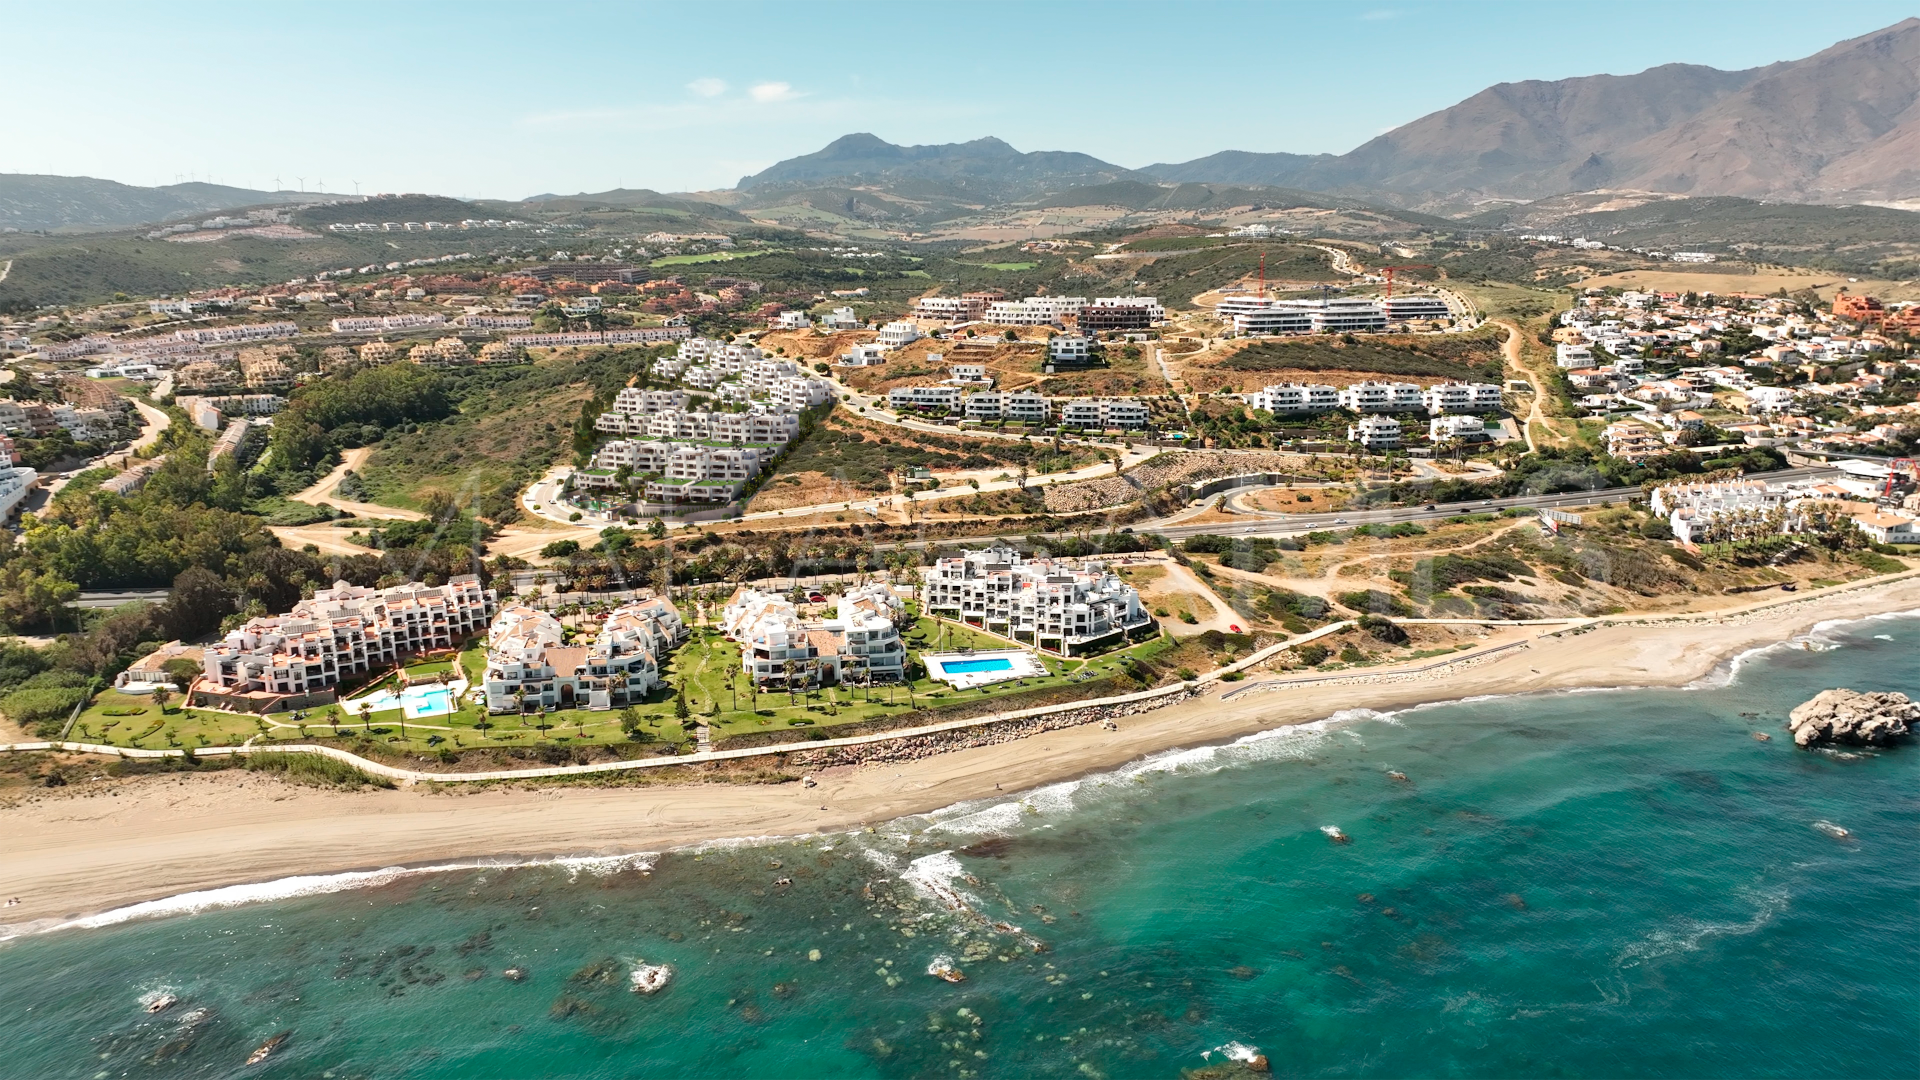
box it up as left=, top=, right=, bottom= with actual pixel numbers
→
left=4, top=615, right=1917, bottom=1079
left=940, top=658, right=1015, bottom=674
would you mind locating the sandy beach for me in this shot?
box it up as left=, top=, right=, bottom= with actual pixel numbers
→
left=4, top=575, right=1917, bottom=937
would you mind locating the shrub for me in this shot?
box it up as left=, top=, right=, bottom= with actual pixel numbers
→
left=244, top=751, right=392, bottom=790
left=1336, top=590, right=1413, bottom=617
left=541, top=539, right=581, bottom=558
left=1293, top=643, right=1330, bottom=666
left=1357, top=614, right=1409, bottom=645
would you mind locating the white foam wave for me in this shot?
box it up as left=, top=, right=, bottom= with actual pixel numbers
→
left=1692, top=607, right=1920, bottom=690
left=1, top=852, right=656, bottom=942
left=899, top=851, right=976, bottom=912
left=1614, top=886, right=1789, bottom=967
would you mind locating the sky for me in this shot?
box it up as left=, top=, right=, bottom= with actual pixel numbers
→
left=6, top=0, right=1916, bottom=200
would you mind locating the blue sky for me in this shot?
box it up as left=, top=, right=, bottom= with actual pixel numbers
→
left=6, top=0, right=1915, bottom=199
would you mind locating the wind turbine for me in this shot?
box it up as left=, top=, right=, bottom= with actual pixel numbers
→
left=274, top=175, right=282, bottom=191
left=353, top=180, right=361, bottom=196
left=296, top=176, right=305, bottom=192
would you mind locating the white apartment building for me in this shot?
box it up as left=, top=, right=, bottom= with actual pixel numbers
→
left=877, top=320, right=922, bottom=348
left=920, top=547, right=1154, bottom=656
left=1221, top=297, right=1387, bottom=336
left=913, top=296, right=982, bottom=322
left=889, top=385, right=964, bottom=412
left=1246, top=382, right=1340, bottom=415
left=1423, top=381, right=1502, bottom=415
left=482, top=597, right=684, bottom=712
left=1339, top=381, right=1426, bottom=413
left=1429, top=415, right=1489, bottom=441
left=983, top=300, right=1062, bottom=326
left=1556, top=342, right=1594, bottom=368
left=962, top=390, right=1050, bottom=423
left=1382, top=294, right=1452, bottom=321
left=721, top=583, right=906, bottom=686
left=0, top=462, right=40, bottom=521
left=330, top=313, right=448, bottom=334
left=174, top=322, right=300, bottom=345
left=768, top=309, right=812, bottom=330
left=946, top=363, right=990, bottom=385
left=1058, top=398, right=1150, bottom=429
left=823, top=306, right=862, bottom=330
left=769, top=375, right=830, bottom=411
left=200, top=577, right=496, bottom=700
left=840, top=340, right=890, bottom=365
left=608, top=387, right=691, bottom=418
left=1348, top=415, right=1404, bottom=450
left=1048, top=335, right=1091, bottom=363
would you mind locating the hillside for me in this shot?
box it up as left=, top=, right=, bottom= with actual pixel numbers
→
left=1141, top=18, right=1920, bottom=211
left=0, top=174, right=305, bottom=232
left=736, top=134, right=1138, bottom=201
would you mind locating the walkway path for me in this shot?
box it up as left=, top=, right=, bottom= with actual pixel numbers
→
left=290, top=447, right=424, bottom=521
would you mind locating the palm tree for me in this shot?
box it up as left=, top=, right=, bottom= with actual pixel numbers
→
left=151, top=686, right=172, bottom=714
left=728, top=672, right=739, bottom=713
left=358, top=701, right=372, bottom=732
left=783, top=660, right=798, bottom=705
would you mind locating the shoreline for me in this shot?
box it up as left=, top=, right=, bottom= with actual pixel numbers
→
left=4, top=576, right=1919, bottom=939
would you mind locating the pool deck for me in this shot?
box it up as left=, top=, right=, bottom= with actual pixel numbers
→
left=922, top=648, right=1047, bottom=690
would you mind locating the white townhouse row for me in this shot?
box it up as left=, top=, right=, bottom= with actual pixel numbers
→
left=721, top=583, right=907, bottom=686
left=504, top=326, right=691, bottom=348
left=920, top=547, right=1154, bottom=656
left=454, top=313, right=534, bottom=330
left=330, top=313, right=447, bottom=334
left=579, top=440, right=766, bottom=503
left=884, top=386, right=1144, bottom=426
left=173, top=321, right=301, bottom=345
left=1245, top=380, right=1498, bottom=417
left=200, top=577, right=497, bottom=699
left=482, top=596, right=684, bottom=712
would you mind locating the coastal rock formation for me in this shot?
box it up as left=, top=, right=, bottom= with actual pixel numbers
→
left=1786, top=689, right=1919, bottom=748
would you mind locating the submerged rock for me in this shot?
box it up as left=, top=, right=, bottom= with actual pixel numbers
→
left=1786, top=689, right=1918, bottom=748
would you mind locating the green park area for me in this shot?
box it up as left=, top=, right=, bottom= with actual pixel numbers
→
left=63, top=611, right=1177, bottom=760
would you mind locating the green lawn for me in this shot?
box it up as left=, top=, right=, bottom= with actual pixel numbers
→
left=63, top=621, right=1175, bottom=760
left=650, top=250, right=774, bottom=267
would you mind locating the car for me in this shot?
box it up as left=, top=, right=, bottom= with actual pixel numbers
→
left=806, top=593, right=826, bottom=603
left=1229, top=624, right=1243, bottom=633
left=1423, top=503, right=1437, bottom=511
left=1334, top=518, right=1349, bottom=524
left=1482, top=500, right=1495, bottom=506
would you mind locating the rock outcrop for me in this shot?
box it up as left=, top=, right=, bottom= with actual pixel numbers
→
left=1786, top=689, right=1919, bottom=748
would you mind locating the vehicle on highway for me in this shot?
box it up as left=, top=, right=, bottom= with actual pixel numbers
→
left=1334, top=518, right=1349, bottom=524
left=1423, top=503, right=1436, bottom=511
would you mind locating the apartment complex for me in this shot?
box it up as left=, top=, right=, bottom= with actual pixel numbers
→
left=481, top=596, right=684, bottom=712
left=200, top=577, right=497, bottom=701
left=1218, top=296, right=1388, bottom=335
left=721, top=583, right=907, bottom=686
left=920, top=547, right=1153, bottom=656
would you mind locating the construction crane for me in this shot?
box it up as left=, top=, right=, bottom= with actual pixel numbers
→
left=1885, top=458, right=1917, bottom=499
left=1379, top=264, right=1435, bottom=300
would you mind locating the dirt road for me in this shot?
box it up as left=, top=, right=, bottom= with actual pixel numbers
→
left=290, top=447, right=424, bottom=521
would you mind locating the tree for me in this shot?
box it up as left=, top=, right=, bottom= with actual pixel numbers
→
left=358, top=700, right=373, bottom=732
left=783, top=660, right=798, bottom=704
left=619, top=706, right=642, bottom=737
left=674, top=681, right=691, bottom=721
left=151, top=686, right=172, bottom=713
left=729, top=672, right=740, bottom=712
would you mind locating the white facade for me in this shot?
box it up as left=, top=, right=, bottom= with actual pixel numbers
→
left=1423, top=381, right=1502, bottom=415
left=1246, top=382, right=1339, bottom=415
left=721, top=583, right=906, bottom=686
left=1222, top=297, right=1387, bottom=335
left=1382, top=294, right=1451, bottom=321
left=1048, top=335, right=1091, bottom=362
left=1339, top=381, right=1425, bottom=413
left=482, top=597, right=684, bottom=712
left=877, top=320, right=922, bottom=348
left=1348, top=415, right=1403, bottom=449
left=962, top=390, right=1050, bottom=423
left=1429, top=415, right=1488, bottom=441
left=889, top=385, right=963, bottom=412
left=838, top=343, right=888, bottom=366
left=1058, top=398, right=1150, bottom=429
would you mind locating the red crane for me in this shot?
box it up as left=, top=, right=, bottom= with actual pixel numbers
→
left=1379, top=264, right=1434, bottom=300
left=1886, top=458, right=1916, bottom=498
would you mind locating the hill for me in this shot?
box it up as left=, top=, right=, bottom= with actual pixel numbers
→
left=0, top=174, right=305, bottom=232
left=736, top=134, right=1138, bottom=201
left=1141, top=18, right=1920, bottom=212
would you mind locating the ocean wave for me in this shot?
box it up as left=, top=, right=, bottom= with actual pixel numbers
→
left=1, top=853, right=656, bottom=943
left=1691, top=607, right=1920, bottom=690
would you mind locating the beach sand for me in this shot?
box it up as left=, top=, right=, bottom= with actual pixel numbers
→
left=4, top=576, right=1917, bottom=935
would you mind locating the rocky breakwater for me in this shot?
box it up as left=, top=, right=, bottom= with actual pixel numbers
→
left=1786, top=689, right=1919, bottom=748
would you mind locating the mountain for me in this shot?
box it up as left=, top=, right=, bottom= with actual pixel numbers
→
left=0, top=174, right=305, bottom=232
left=736, top=134, right=1138, bottom=200
left=1143, top=18, right=1920, bottom=211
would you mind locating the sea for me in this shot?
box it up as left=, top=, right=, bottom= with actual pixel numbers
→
left=3, top=614, right=1916, bottom=1079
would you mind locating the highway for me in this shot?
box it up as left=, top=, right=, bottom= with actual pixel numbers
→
left=72, top=588, right=172, bottom=609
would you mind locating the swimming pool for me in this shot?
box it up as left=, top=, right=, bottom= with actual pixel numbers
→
left=939, top=658, right=1014, bottom=674
left=348, top=683, right=457, bottom=720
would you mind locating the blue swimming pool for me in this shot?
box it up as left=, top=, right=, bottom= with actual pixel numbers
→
left=939, top=658, right=1014, bottom=674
